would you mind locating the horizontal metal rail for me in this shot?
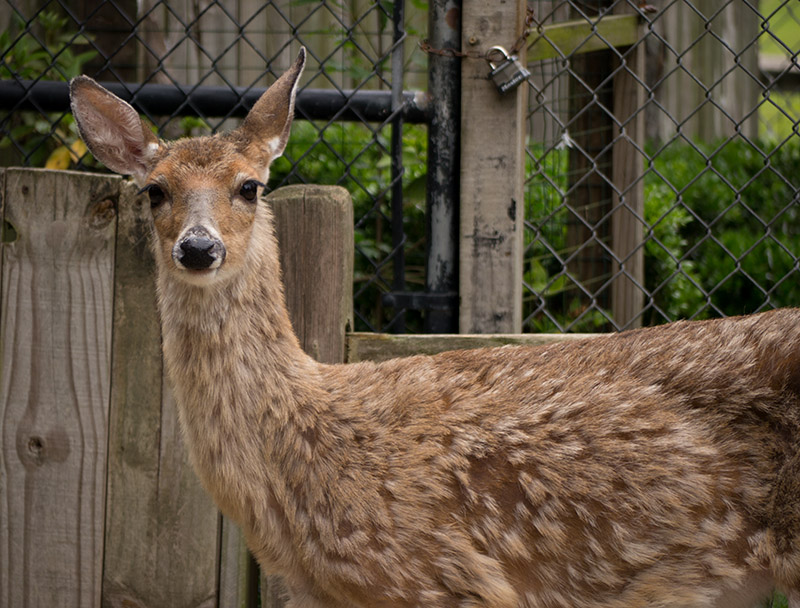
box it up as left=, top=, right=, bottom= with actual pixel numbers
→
left=0, top=79, right=431, bottom=124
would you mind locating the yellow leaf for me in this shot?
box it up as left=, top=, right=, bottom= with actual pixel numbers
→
left=70, top=139, right=88, bottom=163
left=45, top=146, right=72, bottom=170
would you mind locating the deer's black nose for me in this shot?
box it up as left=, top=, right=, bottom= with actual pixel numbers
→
left=176, top=227, right=225, bottom=270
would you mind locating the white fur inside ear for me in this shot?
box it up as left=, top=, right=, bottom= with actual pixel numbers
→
left=266, top=136, right=282, bottom=157
left=84, top=107, right=140, bottom=163
left=251, top=136, right=283, bottom=182
left=72, top=85, right=156, bottom=182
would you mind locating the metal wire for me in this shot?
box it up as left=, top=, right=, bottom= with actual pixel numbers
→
left=3, top=0, right=800, bottom=336
left=0, top=0, right=426, bottom=333
left=524, top=0, right=800, bottom=333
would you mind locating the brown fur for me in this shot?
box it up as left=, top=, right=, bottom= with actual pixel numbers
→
left=70, top=50, right=800, bottom=607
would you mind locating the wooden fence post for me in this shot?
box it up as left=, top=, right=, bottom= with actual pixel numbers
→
left=566, top=45, right=614, bottom=322
left=611, top=13, right=646, bottom=330
left=104, top=179, right=222, bottom=608
left=257, top=184, right=354, bottom=606
left=0, top=169, right=117, bottom=607
left=269, top=185, right=354, bottom=364
left=460, top=0, right=527, bottom=334
left=562, top=8, right=646, bottom=330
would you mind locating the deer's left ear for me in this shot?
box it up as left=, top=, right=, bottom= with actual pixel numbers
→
left=235, top=48, right=306, bottom=177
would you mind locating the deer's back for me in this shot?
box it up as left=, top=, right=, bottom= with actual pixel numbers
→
left=289, top=309, right=800, bottom=606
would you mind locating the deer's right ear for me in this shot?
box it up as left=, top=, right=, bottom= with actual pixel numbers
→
left=69, top=76, right=160, bottom=185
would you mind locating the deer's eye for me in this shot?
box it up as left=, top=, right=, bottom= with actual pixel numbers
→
left=139, top=184, right=166, bottom=208
left=239, top=180, right=262, bottom=203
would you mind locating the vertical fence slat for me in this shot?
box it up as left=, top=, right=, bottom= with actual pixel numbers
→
left=269, top=185, right=354, bottom=365
left=459, top=0, right=527, bottom=333
left=102, top=176, right=163, bottom=606
left=103, top=180, right=220, bottom=608
left=0, top=168, right=116, bottom=607
left=258, top=185, right=354, bottom=607
left=648, top=0, right=761, bottom=143
left=611, top=20, right=646, bottom=330
left=157, top=387, right=221, bottom=606
left=219, top=515, right=259, bottom=608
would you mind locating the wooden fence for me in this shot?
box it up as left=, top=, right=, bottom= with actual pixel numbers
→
left=0, top=169, right=589, bottom=607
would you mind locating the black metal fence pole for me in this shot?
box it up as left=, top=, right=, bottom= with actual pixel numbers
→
left=390, top=0, right=407, bottom=333
left=424, top=0, right=461, bottom=333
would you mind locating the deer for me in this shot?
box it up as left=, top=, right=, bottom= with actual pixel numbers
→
left=69, top=48, right=800, bottom=608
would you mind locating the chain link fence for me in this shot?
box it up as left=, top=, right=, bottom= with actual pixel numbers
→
left=524, top=0, right=800, bottom=333
left=0, top=0, right=429, bottom=333
left=3, top=0, right=800, bottom=335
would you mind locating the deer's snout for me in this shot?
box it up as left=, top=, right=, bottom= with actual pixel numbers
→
left=174, top=226, right=226, bottom=271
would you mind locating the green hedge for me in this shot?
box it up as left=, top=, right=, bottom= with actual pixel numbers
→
left=524, top=138, right=800, bottom=331
left=645, top=138, right=800, bottom=320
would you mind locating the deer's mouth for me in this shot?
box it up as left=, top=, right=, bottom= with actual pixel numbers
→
left=172, top=265, right=225, bottom=288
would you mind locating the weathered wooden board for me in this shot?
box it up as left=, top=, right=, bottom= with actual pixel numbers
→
left=102, top=178, right=220, bottom=608
left=527, top=15, right=640, bottom=62
left=0, top=168, right=117, bottom=607
left=261, top=185, right=354, bottom=607
left=103, top=182, right=219, bottom=607
left=102, top=175, right=163, bottom=607
left=269, top=185, right=354, bottom=365
left=346, top=331, right=599, bottom=363
left=460, top=0, right=527, bottom=333
left=219, top=515, right=259, bottom=608
left=157, top=386, right=221, bottom=606
left=610, top=13, right=646, bottom=330
left=565, top=46, right=614, bottom=320
left=648, top=1, right=759, bottom=141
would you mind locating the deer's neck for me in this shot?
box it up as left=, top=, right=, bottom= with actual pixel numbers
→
left=154, top=212, right=329, bottom=526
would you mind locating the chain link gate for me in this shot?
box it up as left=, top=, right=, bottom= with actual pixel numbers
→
left=523, top=0, right=800, bottom=333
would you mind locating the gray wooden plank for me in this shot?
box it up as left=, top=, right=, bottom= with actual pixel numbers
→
left=346, top=331, right=600, bottom=363
left=526, top=15, right=640, bottom=62
left=0, top=168, right=117, bottom=607
left=219, top=515, right=259, bottom=608
left=154, top=386, right=220, bottom=608
left=102, top=178, right=220, bottom=608
left=650, top=0, right=759, bottom=141
left=459, top=0, right=527, bottom=333
left=258, top=185, right=354, bottom=606
left=610, top=13, right=646, bottom=330
left=269, top=185, right=354, bottom=365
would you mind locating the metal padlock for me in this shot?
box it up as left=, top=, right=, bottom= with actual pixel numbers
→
left=487, top=46, right=530, bottom=94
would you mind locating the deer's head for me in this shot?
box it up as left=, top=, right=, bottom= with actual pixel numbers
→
left=70, top=49, right=305, bottom=287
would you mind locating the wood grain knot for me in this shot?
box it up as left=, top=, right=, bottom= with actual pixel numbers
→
left=23, top=436, right=45, bottom=467
left=28, top=436, right=43, bottom=453
left=2, top=219, right=18, bottom=243
left=17, top=429, right=71, bottom=468
left=89, top=198, right=117, bottom=229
